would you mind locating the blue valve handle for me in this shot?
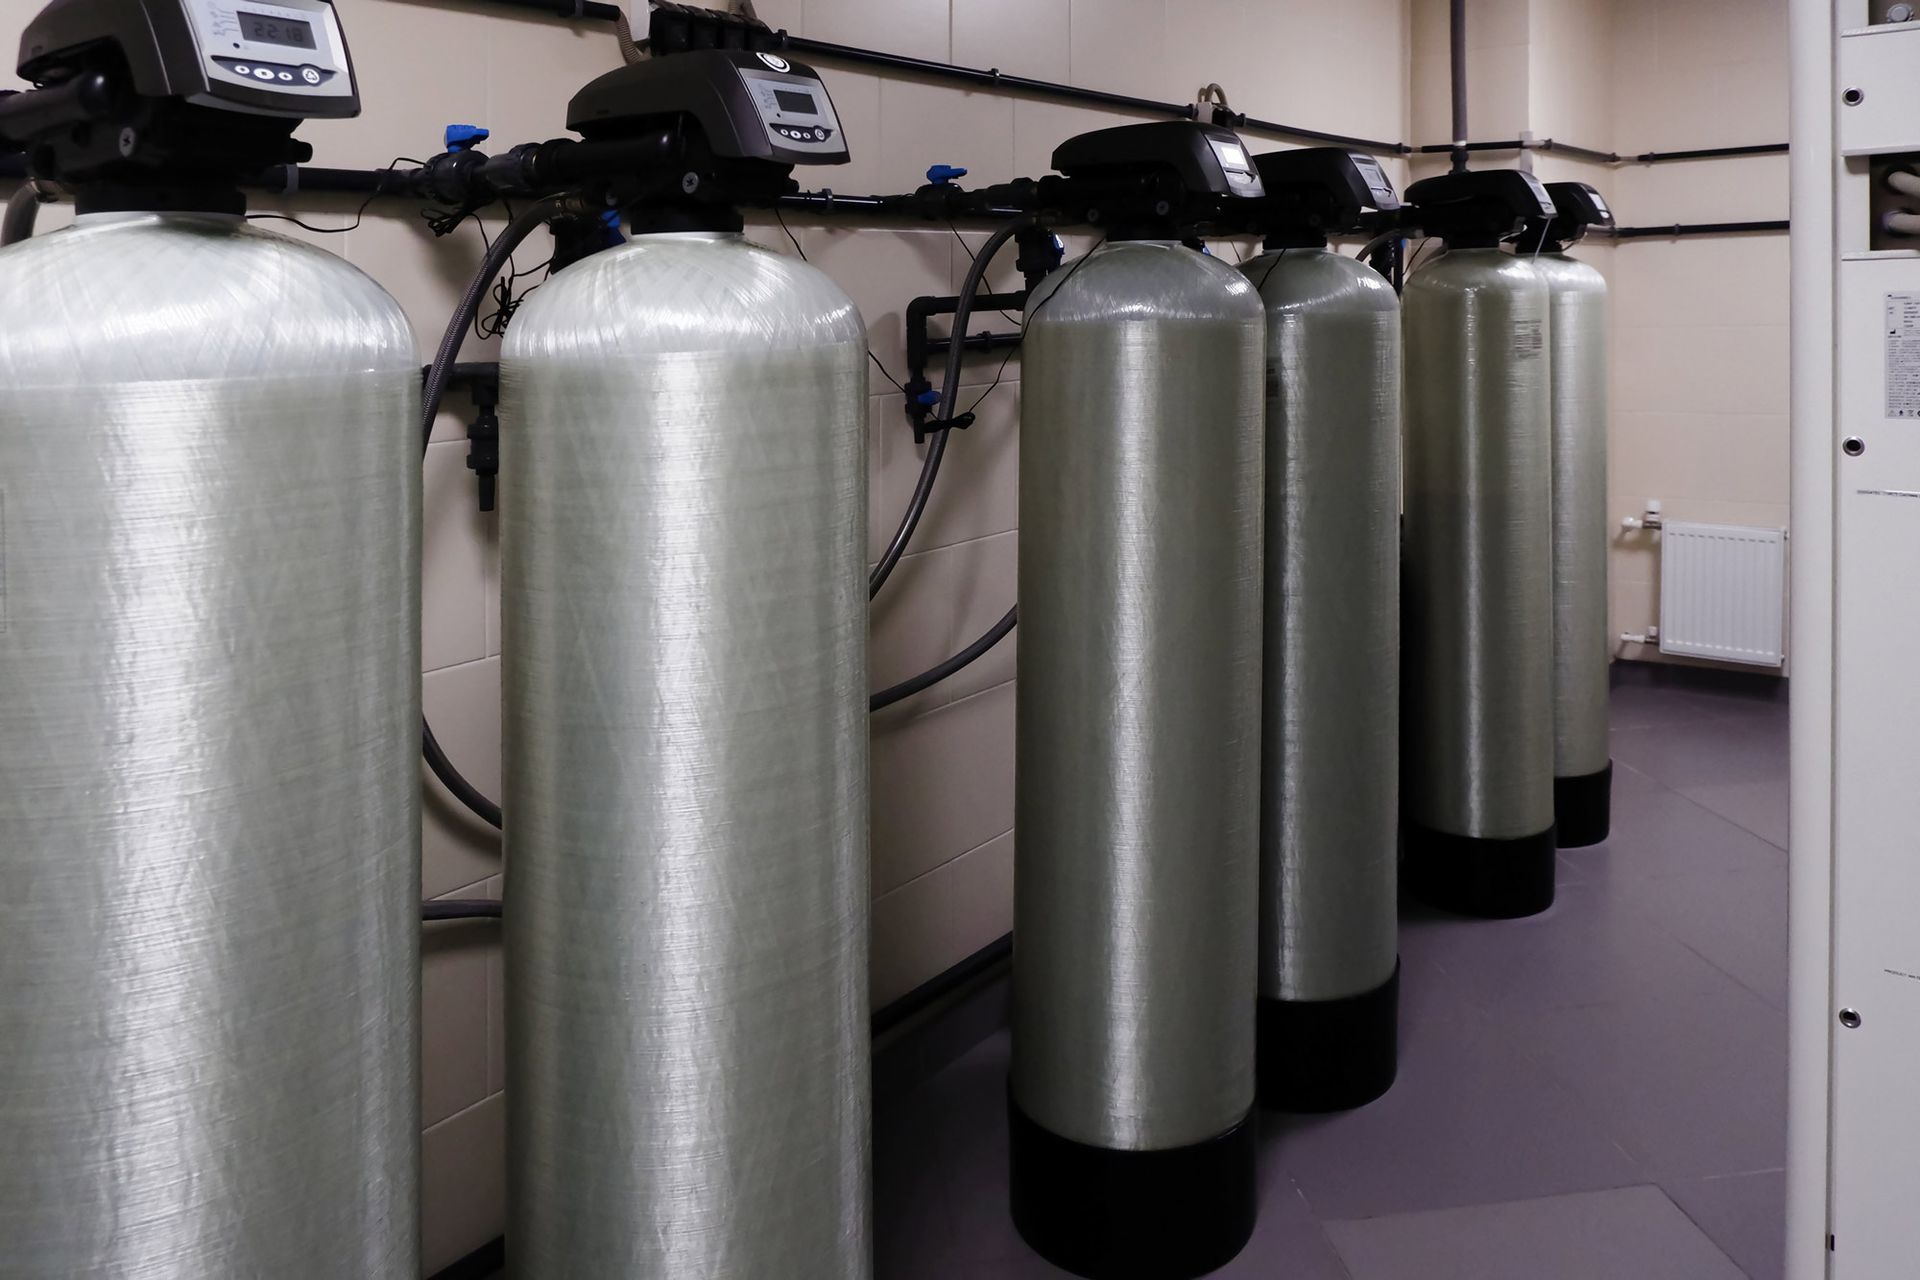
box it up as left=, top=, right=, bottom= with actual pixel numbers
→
left=444, top=124, right=491, bottom=154
left=926, top=164, right=969, bottom=186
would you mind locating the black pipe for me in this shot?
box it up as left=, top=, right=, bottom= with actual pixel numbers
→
left=1450, top=0, right=1468, bottom=172
left=785, top=34, right=1192, bottom=120
left=1536, top=139, right=1619, bottom=164
left=455, top=0, right=1408, bottom=155
left=473, top=0, right=624, bottom=20
left=1210, top=109, right=1408, bottom=156
left=423, top=899, right=503, bottom=921
left=1415, top=138, right=1786, bottom=164
left=1630, top=142, right=1789, bottom=163
left=927, top=331, right=1021, bottom=357
left=1610, top=219, right=1789, bottom=238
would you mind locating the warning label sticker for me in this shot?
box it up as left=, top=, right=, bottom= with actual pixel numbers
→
left=1886, top=293, right=1920, bottom=418
left=1514, top=318, right=1544, bottom=360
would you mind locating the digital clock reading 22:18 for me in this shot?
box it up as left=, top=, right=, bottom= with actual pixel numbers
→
left=237, top=11, right=318, bottom=49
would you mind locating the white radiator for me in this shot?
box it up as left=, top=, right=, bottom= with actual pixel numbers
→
left=1657, top=521, right=1788, bottom=667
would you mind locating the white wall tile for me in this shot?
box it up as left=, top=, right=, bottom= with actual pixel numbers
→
left=878, top=379, right=1022, bottom=552
left=871, top=830, right=1016, bottom=1006
left=421, top=1094, right=506, bottom=1276
left=1067, top=0, right=1170, bottom=98
left=953, top=0, right=1073, bottom=82
left=312, top=0, right=491, bottom=171
left=422, top=658, right=504, bottom=899
left=424, top=442, right=491, bottom=673
left=876, top=77, right=1020, bottom=189
left=871, top=683, right=1016, bottom=895
left=421, top=919, right=491, bottom=1128
left=804, top=226, right=953, bottom=380
left=806, top=0, right=952, bottom=61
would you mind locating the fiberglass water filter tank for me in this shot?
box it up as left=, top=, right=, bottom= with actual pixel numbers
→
left=1527, top=182, right=1616, bottom=849
left=0, top=2, right=420, bottom=1272
left=0, top=216, right=421, bottom=1276
left=1240, top=147, right=1403, bottom=1113
left=1401, top=170, right=1561, bottom=919
left=1011, top=122, right=1266, bottom=1279
left=501, top=236, right=869, bottom=1278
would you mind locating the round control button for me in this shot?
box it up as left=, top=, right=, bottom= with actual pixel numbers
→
left=253, top=67, right=275, bottom=80
left=277, top=71, right=294, bottom=82
left=302, top=67, right=321, bottom=84
left=814, top=128, right=828, bottom=141
left=234, top=64, right=251, bottom=74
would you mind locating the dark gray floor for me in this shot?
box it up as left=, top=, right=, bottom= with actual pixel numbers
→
left=876, top=674, right=1789, bottom=1279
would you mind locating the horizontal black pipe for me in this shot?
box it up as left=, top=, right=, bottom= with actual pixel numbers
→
left=422, top=899, right=502, bottom=921
left=1535, top=138, right=1619, bottom=164
left=473, top=0, right=623, bottom=21
left=1610, top=219, right=1789, bottom=238
left=786, top=34, right=1193, bottom=120
left=928, top=330, right=1022, bottom=357
left=1629, top=142, right=1789, bottom=163
left=469, top=0, right=1407, bottom=156
left=1416, top=138, right=1787, bottom=165
left=1213, top=110, right=1408, bottom=155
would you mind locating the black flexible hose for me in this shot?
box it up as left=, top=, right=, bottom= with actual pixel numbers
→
left=868, top=216, right=1031, bottom=599
left=870, top=606, right=1017, bottom=712
left=2, top=180, right=49, bottom=246
left=418, top=195, right=572, bottom=830
left=423, top=898, right=504, bottom=921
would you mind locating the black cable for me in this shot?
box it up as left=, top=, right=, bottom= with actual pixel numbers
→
left=870, top=606, right=1017, bottom=712
left=418, top=194, right=573, bottom=830
left=772, top=204, right=909, bottom=396
left=869, top=216, right=1031, bottom=599
left=423, top=898, right=503, bottom=921
left=243, top=156, right=425, bottom=234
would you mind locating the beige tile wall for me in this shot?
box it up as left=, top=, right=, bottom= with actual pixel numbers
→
left=1409, top=0, right=1791, bottom=670
left=0, top=1, right=1412, bottom=1269
left=1604, top=0, right=1790, bottom=667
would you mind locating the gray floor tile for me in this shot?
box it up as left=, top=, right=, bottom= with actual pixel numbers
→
left=1213, top=1168, right=1353, bottom=1280
left=1515, top=958, right=1786, bottom=1180
left=874, top=678, right=1790, bottom=1276
left=1561, top=785, right=1786, bottom=884
left=1272, top=1007, right=1640, bottom=1219
left=1680, top=777, right=1791, bottom=851
left=1400, top=880, right=1740, bottom=1014
left=1610, top=715, right=1788, bottom=791
left=1629, top=864, right=1789, bottom=1009
left=1664, top=1169, right=1786, bottom=1280
left=1323, top=1185, right=1745, bottom=1280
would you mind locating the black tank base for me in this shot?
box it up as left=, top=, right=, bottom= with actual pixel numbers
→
left=1257, top=962, right=1399, bottom=1113
left=1008, top=1096, right=1257, bottom=1280
left=1404, top=822, right=1557, bottom=919
left=1554, top=762, right=1613, bottom=848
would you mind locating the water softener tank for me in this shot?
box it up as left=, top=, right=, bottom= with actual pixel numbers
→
left=1240, top=148, right=1403, bottom=1113
left=0, top=5, right=420, bottom=1273
left=1011, top=122, right=1266, bottom=1279
left=500, top=55, right=870, bottom=1275
left=1401, top=170, right=1561, bottom=919
left=1527, top=183, right=1616, bottom=849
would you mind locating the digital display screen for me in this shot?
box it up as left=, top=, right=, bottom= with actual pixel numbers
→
left=774, top=89, right=817, bottom=116
left=238, top=11, right=317, bottom=48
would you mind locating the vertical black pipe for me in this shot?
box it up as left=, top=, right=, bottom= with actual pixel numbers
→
left=1450, top=0, right=1469, bottom=172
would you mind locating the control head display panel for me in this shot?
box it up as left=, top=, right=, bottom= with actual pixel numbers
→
left=738, top=53, right=846, bottom=160
left=567, top=49, right=850, bottom=167
left=189, top=0, right=355, bottom=113
left=18, top=0, right=357, bottom=118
